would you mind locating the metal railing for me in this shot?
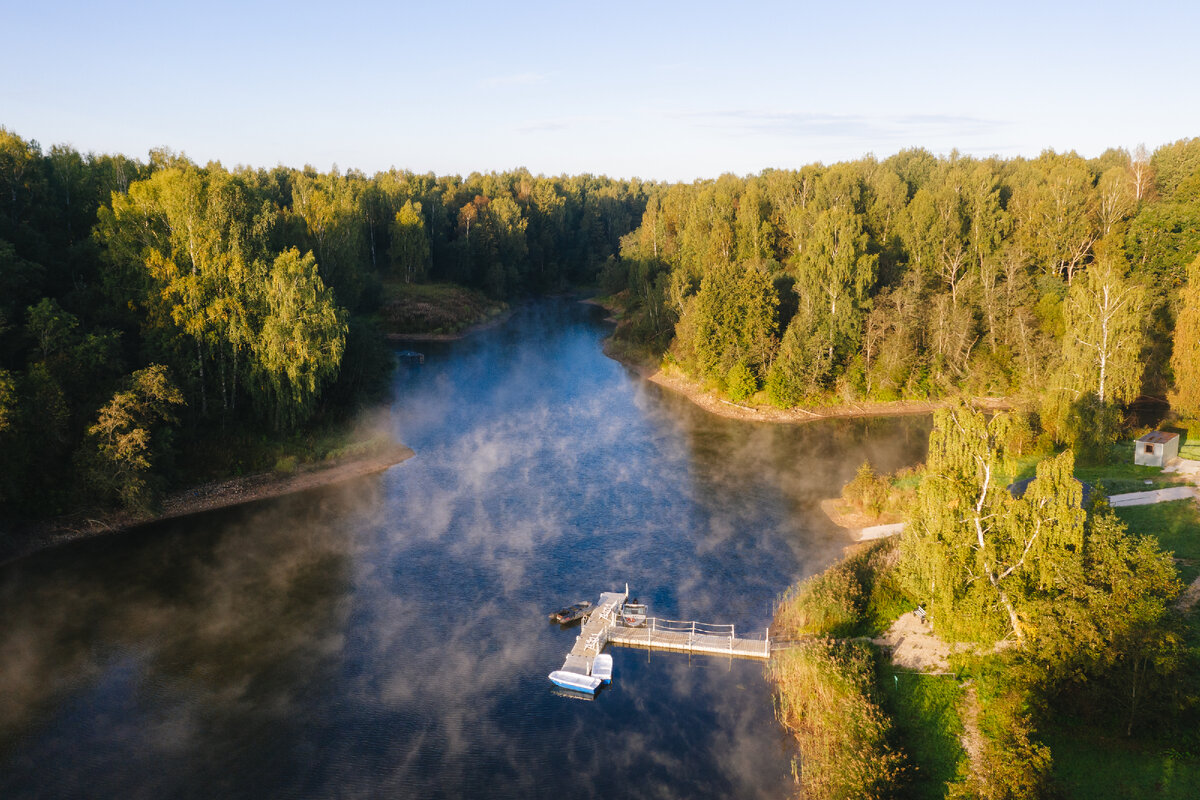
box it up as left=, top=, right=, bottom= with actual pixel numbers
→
left=614, top=617, right=771, bottom=656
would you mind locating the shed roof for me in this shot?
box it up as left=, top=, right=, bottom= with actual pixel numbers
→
left=1136, top=431, right=1179, bottom=444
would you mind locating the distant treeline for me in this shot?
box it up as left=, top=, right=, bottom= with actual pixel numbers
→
left=607, top=143, right=1200, bottom=434
left=0, top=127, right=648, bottom=515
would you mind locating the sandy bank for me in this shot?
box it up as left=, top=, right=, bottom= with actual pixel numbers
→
left=1, top=442, right=414, bottom=565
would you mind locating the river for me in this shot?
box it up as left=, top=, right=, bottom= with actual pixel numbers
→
left=0, top=298, right=930, bottom=799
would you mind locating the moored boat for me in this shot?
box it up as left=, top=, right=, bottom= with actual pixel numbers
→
left=590, top=653, right=613, bottom=683
left=548, top=669, right=602, bottom=694
left=620, top=600, right=647, bottom=627
left=549, top=601, right=592, bottom=625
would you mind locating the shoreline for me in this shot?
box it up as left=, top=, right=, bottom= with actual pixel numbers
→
left=585, top=294, right=1014, bottom=425
left=606, top=341, right=1013, bottom=425
left=384, top=307, right=515, bottom=342
left=1, top=442, right=414, bottom=566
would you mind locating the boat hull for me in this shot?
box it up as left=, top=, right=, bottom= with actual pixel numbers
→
left=548, top=670, right=602, bottom=694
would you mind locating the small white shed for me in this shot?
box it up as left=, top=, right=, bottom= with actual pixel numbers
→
left=1134, top=431, right=1180, bottom=467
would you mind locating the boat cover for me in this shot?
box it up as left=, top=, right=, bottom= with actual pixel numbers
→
left=590, top=654, right=613, bottom=683
left=548, top=670, right=602, bottom=694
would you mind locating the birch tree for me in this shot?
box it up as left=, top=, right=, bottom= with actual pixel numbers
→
left=1060, top=256, right=1146, bottom=406
left=791, top=205, right=877, bottom=364
left=900, top=404, right=1086, bottom=644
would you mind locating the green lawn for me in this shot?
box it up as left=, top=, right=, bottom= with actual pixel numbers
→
left=877, top=666, right=965, bottom=800
left=1047, top=725, right=1200, bottom=800
left=1114, top=500, right=1200, bottom=584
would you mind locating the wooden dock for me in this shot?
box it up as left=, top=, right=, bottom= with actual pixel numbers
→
left=554, top=587, right=770, bottom=683
left=560, top=590, right=627, bottom=676
left=606, top=617, right=770, bottom=660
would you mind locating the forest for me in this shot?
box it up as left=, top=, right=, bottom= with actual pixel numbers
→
left=605, top=142, right=1200, bottom=443
left=0, top=126, right=648, bottom=518
left=5, top=125, right=1200, bottom=522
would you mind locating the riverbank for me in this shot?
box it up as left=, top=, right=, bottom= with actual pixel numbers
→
left=590, top=302, right=1012, bottom=425
left=385, top=307, right=514, bottom=342
left=0, top=441, right=414, bottom=566
left=379, top=281, right=508, bottom=339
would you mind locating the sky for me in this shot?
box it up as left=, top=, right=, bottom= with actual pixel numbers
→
left=3, top=0, right=1199, bottom=182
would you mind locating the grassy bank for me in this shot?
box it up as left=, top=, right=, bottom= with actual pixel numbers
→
left=378, top=281, right=506, bottom=336
left=770, top=540, right=966, bottom=799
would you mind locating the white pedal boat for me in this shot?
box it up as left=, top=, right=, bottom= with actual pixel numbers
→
left=590, top=654, right=613, bottom=683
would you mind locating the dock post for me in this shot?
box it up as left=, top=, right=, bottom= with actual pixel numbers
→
left=730, top=624, right=734, bottom=653
left=764, top=627, right=770, bottom=657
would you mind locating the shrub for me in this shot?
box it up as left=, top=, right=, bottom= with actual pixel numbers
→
left=843, top=461, right=890, bottom=517
left=725, top=361, right=757, bottom=402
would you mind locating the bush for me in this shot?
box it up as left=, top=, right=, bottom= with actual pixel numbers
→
left=843, top=461, right=891, bottom=517
left=1063, top=393, right=1124, bottom=464
left=725, top=361, right=757, bottom=402
left=765, top=361, right=801, bottom=408
left=775, top=538, right=909, bottom=639
left=948, top=688, right=1053, bottom=800
left=273, top=455, right=298, bottom=474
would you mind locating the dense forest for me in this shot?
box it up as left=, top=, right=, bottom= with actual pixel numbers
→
left=5, top=125, right=1200, bottom=521
left=605, top=142, right=1200, bottom=445
left=0, top=126, right=648, bottom=517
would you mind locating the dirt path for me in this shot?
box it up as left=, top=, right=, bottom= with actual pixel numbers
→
left=872, top=611, right=955, bottom=672
left=959, top=683, right=986, bottom=788
left=2, top=442, right=414, bottom=565
left=1178, top=575, right=1200, bottom=612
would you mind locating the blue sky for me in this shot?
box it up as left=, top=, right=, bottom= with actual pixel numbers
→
left=4, top=0, right=1198, bottom=181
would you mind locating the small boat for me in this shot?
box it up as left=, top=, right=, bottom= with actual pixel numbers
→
left=621, top=600, right=647, bottom=628
left=548, top=670, right=602, bottom=694
left=549, top=601, right=592, bottom=625
left=590, top=653, right=613, bottom=683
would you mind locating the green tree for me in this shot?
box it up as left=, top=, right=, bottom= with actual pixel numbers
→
left=1058, top=256, right=1145, bottom=406
left=389, top=200, right=430, bottom=283
left=792, top=205, right=877, bottom=364
left=900, top=404, right=1085, bottom=643
left=678, top=260, right=778, bottom=383
left=1169, top=253, right=1200, bottom=415
left=252, top=248, right=347, bottom=429
left=81, top=364, right=184, bottom=510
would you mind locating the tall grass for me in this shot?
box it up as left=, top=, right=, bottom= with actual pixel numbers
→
left=770, top=640, right=907, bottom=800
left=774, top=538, right=912, bottom=639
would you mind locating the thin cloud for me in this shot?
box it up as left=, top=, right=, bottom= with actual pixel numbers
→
left=479, top=71, right=550, bottom=89
left=515, top=115, right=609, bottom=135
left=680, top=109, right=1005, bottom=142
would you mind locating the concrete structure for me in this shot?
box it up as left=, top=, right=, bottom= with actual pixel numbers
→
left=1135, top=431, right=1180, bottom=467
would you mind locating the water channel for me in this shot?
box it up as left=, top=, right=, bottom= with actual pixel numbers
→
left=0, top=298, right=931, bottom=799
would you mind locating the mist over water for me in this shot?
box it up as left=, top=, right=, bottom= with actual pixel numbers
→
left=0, top=298, right=930, bottom=799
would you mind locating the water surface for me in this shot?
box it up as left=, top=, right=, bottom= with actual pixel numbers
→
left=0, top=299, right=930, bottom=798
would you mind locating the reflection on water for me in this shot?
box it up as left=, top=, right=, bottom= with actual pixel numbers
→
left=0, top=298, right=929, bottom=799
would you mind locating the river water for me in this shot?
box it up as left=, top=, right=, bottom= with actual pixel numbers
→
left=0, top=299, right=930, bottom=799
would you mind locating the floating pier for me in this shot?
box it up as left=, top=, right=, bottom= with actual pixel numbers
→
left=549, top=586, right=771, bottom=694
left=606, top=617, right=771, bottom=660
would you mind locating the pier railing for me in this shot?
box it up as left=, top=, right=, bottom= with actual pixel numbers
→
left=614, top=616, right=770, bottom=658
